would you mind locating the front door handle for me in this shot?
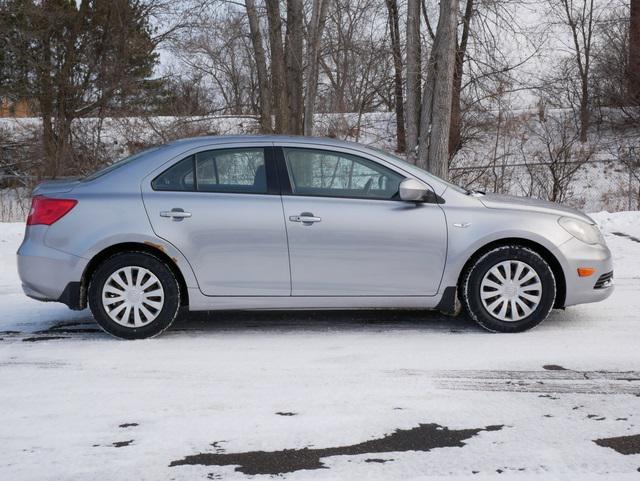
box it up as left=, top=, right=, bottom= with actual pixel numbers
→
left=160, top=208, right=192, bottom=220
left=289, top=212, right=321, bottom=225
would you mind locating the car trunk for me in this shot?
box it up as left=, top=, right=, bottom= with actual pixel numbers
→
left=32, top=178, right=81, bottom=196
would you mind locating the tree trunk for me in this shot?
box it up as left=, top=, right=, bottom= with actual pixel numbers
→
left=285, top=0, right=304, bottom=134
left=449, top=0, right=473, bottom=156
left=303, top=0, right=331, bottom=135
left=405, top=0, right=421, bottom=162
left=55, top=116, right=73, bottom=176
left=245, top=0, right=272, bottom=132
left=265, top=0, right=288, bottom=133
left=417, top=0, right=459, bottom=179
left=629, top=0, right=640, bottom=101
left=385, top=0, right=406, bottom=153
left=580, top=79, right=590, bottom=142
left=39, top=23, right=56, bottom=179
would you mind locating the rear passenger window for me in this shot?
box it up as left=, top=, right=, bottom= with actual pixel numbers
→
left=152, top=148, right=267, bottom=194
left=196, top=149, right=266, bottom=193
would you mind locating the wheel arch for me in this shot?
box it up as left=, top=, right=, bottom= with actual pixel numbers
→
left=79, top=242, right=190, bottom=309
left=457, top=237, right=566, bottom=309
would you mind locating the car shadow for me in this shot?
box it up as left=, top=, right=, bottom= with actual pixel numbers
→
left=169, top=309, right=484, bottom=335
left=8, top=306, right=579, bottom=342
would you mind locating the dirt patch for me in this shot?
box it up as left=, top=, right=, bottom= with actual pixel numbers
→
left=542, top=365, right=568, bottom=371
left=112, top=440, right=134, bottom=448
left=35, top=321, right=100, bottom=335
left=432, top=369, right=640, bottom=395
left=611, top=231, right=640, bottom=243
left=587, top=414, right=606, bottom=421
left=275, top=412, right=297, bottom=417
left=538, top=394, right=559, bottom=399
left=39, top=328, right=101, bottom=334
left=22, top=336, right=69, bottom=342
left=119, top=423, right=139, bottom=428
left=170, top=423, right=502, bottom=475
left=364, top=458, right=393, bottom=463
left=594, top=434, right=640, bottom=455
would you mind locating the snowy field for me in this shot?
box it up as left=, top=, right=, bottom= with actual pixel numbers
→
left=1, top=212, right=639, bottom=480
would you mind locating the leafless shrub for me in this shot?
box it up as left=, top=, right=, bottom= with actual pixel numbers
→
left=605, top=141, right=640, bottom=210
left=522, top=113, right=594, bottom=203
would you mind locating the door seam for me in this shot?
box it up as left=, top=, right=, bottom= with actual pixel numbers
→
left=274, top=143, right=294, bottom=296
left=279, top=194, right=294, bottom=296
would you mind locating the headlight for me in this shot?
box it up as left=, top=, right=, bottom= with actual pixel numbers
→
left=558, top=217, right=604, bottom=245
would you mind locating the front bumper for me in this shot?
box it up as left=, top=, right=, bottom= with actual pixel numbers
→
left=557, top=237, right=614, bottom=307
left=17, top=226, right=88, bottom=308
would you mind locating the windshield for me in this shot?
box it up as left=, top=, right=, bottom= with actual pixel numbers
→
left=83, top=147, right=161, bottom=182
left=369, top=146, right=469, bottom=194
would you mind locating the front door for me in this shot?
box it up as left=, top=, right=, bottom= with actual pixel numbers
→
left=142, top=146, right=291, bottom=296
left=278, top=146, right=447, bottom=296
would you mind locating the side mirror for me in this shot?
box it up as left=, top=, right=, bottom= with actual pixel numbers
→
left=399, top=178, right=431, bottom=202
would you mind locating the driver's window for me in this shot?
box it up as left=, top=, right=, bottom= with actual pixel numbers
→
left=283, top=148, right=403, bottom=200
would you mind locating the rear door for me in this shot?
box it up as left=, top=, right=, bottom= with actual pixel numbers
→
left=277, top=145, right=447, bottom=296
left=141, top=145, right=291, bottom=296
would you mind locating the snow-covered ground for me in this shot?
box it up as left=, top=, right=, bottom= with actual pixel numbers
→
left=1, top=213, right=639, bottom=481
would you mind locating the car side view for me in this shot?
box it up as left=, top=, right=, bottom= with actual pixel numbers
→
left=17, top=136, right=614, bottom=339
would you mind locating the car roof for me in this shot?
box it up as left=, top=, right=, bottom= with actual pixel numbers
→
left=167, top=134, right=367, bottom=150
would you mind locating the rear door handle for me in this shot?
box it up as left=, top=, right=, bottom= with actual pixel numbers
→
left=289, top=212, right=321, bottom=224
left=160, top=208, right=192, bottom=220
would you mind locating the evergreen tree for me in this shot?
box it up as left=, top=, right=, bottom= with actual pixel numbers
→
left=0, top=0, right=158, bottom=177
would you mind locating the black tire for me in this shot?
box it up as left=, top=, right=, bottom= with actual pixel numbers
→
left=88, top=252, right=181, bottom=339
left=461, top=245, right=556, bottom=333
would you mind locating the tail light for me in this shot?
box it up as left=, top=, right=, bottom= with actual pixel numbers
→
left=26, top=196, right=78, bottom=226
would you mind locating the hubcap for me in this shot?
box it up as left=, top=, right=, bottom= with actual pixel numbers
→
left=101, top=266, right=164, bottom=327
left=480, top=260, right=542, bottom=322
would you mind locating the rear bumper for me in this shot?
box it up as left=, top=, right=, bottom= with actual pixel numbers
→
left=17, top=227, right=88, bottom=308
left=557, top=237, right=614, bottom=307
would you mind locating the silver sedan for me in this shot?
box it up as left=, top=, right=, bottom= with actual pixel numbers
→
left=17, top=136, right=613, bottom=339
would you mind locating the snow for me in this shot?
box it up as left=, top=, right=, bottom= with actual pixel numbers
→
left=1, top=214, right=639, bottom=480
left=591, top=211, right=640, bottom=240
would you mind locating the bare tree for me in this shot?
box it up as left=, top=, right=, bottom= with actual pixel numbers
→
left=303, top=0, right=331, bottom=135
left=405, top=0, right=421, bottom=162
left=630, top=0, right=640, bottom=100
left=547, top=0, right=598, bottom=142
left=245, top=0, right=272, bottom=132
left=524, top=113, right=592, bottom=203
left=417, top=0, right=460, bottom=178
left=449, top=0, right=544, bottom=157
left=449, top=0, right=474, bottom=156
left=266, top=0, right=289, bottom=133
left=285, top=0, right=305, bottom=134
left=589, top=3, right=632, bottom=118
left=318, top=0, right=391, bottom=114
left=384, top=0, right=406, bottom=152
left=171, top=8, right=258, bottom=116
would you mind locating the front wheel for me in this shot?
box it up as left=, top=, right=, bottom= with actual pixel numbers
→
left=88, top=252, right=181, bottom=339
left=461, top=245, right=556, bottom=333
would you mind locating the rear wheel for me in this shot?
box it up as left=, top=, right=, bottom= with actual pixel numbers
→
left=461, top=245, right=556, bottom=332
left=88, top=252, right=180, bottom=339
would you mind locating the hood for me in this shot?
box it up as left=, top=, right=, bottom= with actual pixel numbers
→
left=32, top=178, right=81, bottom=196
left=478, top=193, right=594, bottom=223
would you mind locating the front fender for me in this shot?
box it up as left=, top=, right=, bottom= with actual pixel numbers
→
left=440, top=207, right=573, bottom=290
